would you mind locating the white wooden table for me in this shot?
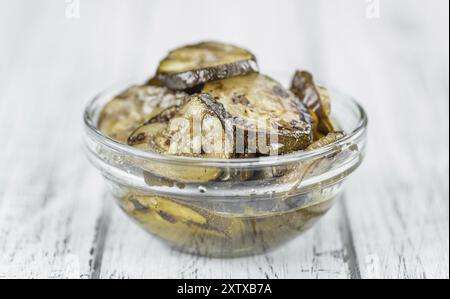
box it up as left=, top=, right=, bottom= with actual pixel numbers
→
left=0, top=0, right=448, bottom=279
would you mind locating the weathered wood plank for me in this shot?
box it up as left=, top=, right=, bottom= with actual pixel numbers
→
left=0, top=1, right=106, bottom=278
left=315, top=0, right=449, bottom=279
left=0, top=0, right=447, bottom=279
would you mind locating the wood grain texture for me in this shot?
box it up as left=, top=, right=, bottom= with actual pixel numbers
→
left=0, top=0, right=448, bottom=279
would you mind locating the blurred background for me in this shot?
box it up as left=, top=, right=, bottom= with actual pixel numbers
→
left=0, top=0, right=448, bottom=278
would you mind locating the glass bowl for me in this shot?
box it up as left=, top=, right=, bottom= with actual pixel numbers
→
left=83, top=78, right=368, bottom=258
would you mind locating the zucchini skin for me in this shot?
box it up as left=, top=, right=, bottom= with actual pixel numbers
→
left=158, top=59, right=259, bottom=90
left=157, top=42, right=259, bottom=90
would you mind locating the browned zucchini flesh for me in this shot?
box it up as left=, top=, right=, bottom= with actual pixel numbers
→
left=146, top=76, right=164, bottom=87
left=202, top=73, right=314, bottom=155
left=157, top=42, right=259, bottom=90
left=128, top=94, right=231, bottom=183
left=291, top=71, right=336, bottom=139
left=99, top=85, right=187, bottom=143
left=306, top=132, right=344, bottom=151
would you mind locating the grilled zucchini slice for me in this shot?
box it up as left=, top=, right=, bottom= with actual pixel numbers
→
left=291, top=71, right=335, bottom=139
left=120, top=194, right=245, bottom=246
left=128, top=94, right=231, bottom=183
left=157, top=42, right=259, bottom=90
left=306, top=132, right=344, bottom=151
left=99, top=85, right=187, bottom=143
left=202, top=73, right=314, bottom=155
left=281, top=132, right=345, bottom=193
left=260, top=132, right=346, bottom=184
left=299, top=132, right=348, bottom=179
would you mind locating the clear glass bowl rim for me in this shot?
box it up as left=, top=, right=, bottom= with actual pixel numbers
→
left=83, top=78, right=368, bottom=168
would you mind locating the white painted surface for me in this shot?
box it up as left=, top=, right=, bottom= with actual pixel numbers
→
left=0, top=0, right=448, bottom=279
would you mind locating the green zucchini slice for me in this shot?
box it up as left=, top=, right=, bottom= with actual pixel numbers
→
left=291, top=71, right=336, bottom=139
left=157, top=42, right=259, bottom=90
left=98, top=85, right=187, bottom=143
left=202, top=73, right=314, bottom=155
left=128, top=94, right=231, bottom=183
